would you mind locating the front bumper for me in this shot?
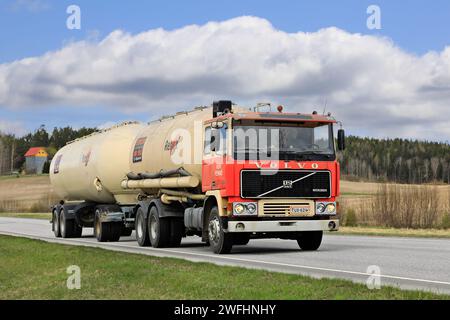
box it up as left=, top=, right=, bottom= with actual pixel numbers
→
left=226, top=219, right=339, bottom=233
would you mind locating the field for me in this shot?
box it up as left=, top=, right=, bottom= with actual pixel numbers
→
left=0, top=175, right=58, bottom=213
left=0, top=235, right=447, bottom=300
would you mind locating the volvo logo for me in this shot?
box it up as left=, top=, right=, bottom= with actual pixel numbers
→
left=283, top=180, right=293, bottom=188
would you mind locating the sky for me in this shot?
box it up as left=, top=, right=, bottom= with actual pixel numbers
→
left=0, top=0, right=449, bottom=142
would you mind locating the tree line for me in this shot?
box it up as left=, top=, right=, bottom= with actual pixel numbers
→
left=0, top=126, right=97, bottom=174
left=338, top=136, right=450, bottom=184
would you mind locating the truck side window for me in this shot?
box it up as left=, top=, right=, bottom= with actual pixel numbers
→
left=204, top=124, right=227, bottom=155
left=204, top=126, right=212, bottom=154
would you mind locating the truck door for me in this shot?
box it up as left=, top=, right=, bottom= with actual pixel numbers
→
left=202, top=122, right=228, bottom=191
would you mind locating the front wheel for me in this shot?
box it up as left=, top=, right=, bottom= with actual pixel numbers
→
left=297, top=231, right=323, bottom=251
left=208, top=207, right=233, bottom=254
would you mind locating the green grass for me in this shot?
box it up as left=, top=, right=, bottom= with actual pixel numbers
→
left=0, top=235, right=447, bottom=300
left=0, top=212, right=51, bottom=220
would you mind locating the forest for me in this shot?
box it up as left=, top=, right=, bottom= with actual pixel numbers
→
left=338, top=136, right=450, bottom=184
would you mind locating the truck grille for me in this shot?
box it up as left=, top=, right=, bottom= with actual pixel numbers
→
left=240, top=170, right=331, bottom=198
left=260, top=200, right=315, bottom=217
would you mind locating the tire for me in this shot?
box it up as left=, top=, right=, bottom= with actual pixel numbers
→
left=94, top=209, right=121, bottom=242
left=233, top=233, right=250, bottom=246
left=208, top=206, right=233, bottom=254
left=135, top=207, right=150, bottom=246
left=60, top=209, right=82, bottom=238
left=52, top=209, right=61, bottom=238
left=121, top=227, right=133, bottom=237
left=169, top=218, right=184, bottom=247
left=148, top=206, right=171, bottom=248
left=297, top=231, right=323, bottom=251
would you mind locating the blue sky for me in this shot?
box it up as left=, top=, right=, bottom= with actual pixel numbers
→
left=0, top=0, right=449, bottom=140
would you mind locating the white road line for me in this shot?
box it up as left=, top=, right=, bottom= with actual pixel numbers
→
left=1, top=230, right=450, bottom=287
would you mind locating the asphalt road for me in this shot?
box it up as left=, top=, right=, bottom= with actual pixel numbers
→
left=0, top=217, right=449, bottom=295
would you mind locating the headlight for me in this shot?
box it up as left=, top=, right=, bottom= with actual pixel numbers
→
left=326, top=203, right=336, bottom=213
left=233, top=202, right=258, bottom=216
left=234, top=203, right=245, bottom=214
left=247, top=203, right=257, bottom=214
left=316, top=202, right=337, bottom=215
left=317, top=203, right=326, bottom=213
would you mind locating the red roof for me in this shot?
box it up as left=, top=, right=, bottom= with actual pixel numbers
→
left=25, top=147, right=47, bottom=157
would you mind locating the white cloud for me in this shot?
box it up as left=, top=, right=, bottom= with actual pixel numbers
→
left=0, top=16, right=449, bottom=140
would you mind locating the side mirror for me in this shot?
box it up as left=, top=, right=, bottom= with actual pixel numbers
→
left=337, top=129, right=346, bottom=151
left=211, top=121, right=224, bottom=129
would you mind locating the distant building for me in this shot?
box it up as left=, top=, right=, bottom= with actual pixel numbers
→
left=24, top=147, right=48, bottom=174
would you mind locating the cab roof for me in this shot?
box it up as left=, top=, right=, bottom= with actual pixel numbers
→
left=205, top=110, right=337, bottom=124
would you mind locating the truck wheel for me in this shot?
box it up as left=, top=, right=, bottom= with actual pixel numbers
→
left=60, top=209, right=82, bottom=238
left=297, top=231, right=323, bottom=251
left=208, top=206, right=233, bottom=254
left=148, top=206, right=170, bottom=248
left=53, top=210, right=61, bottom=238
left=233, top=233, right=250, bottom=246
left=169, top=218, right=184, bottom=247
left=135, top=207, right=150, bottom=246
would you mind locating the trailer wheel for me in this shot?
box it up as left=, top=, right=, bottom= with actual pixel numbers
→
left=94, top=210, right=121, bottom=242
left=208, top=206, right=233, bottom=254
left=52, top=210, right=61, bottom=238
left=296, top=231, right=323, bottom=251
left=135, top=207, right=150, bottom=246
left=169, top=218, right=184, bottom=247
left=233, top=233, right=250, bottom=246
left=148, top=206, right=170, bottom=248
left=60, top=209, right=82, bottom=238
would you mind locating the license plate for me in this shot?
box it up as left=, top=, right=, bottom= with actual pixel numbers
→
left=290, top=205, right=311, bottom=216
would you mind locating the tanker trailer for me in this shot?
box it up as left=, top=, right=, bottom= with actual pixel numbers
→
left=50, top=121, right=145, bottom=240
left=50, top=101, right=344, bottom=254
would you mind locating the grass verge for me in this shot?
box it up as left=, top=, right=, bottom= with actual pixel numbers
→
left=0, top=235, right=448, bottom=300
left=335, top=226, right=450, bottom=239
left=0, top=212, right=51, bottom=220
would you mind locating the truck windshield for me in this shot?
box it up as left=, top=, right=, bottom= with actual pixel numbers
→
left=233, top=123, right=335, bottom=161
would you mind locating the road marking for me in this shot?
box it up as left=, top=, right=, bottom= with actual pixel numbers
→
left=1, top=229, right=450, bottom=288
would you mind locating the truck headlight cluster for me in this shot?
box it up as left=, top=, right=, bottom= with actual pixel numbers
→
left=233, top=202, right=258, bottom=216
left=316, top=202, right=337, bottom=215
